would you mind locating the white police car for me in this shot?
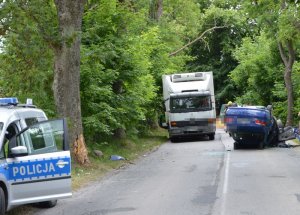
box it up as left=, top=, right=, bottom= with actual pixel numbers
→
left=0, top=98, right=71, bottom=214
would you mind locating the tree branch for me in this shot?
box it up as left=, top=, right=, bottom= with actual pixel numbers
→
left=287, top=40, right=295, bottom=67
left=278, top=42, right=288, bottom=67
left=278, top=40, right=295, bottom=68
left=169, top=26, right=227, bottom=57
left=18, top=3, right=61, bottom=50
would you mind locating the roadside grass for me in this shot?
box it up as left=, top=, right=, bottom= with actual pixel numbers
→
left=7, top=128, right=168, bottom=215
left=71, top=128, right=168, bottom=190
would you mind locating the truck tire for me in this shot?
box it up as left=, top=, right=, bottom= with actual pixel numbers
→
left=170, top=137, right=177, bottom=143
left=0, top=187, right=5, bottom=215
left=208, top=134, right=215, bottom=140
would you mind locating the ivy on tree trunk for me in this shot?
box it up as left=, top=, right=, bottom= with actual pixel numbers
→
left=54, top=0, right=89, bottom=164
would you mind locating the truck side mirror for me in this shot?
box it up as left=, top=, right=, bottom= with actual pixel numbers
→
left=159, top=115, right=169, bottom=129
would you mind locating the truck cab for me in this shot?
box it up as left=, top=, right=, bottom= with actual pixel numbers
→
left=0, top=98, right=71, bottom=214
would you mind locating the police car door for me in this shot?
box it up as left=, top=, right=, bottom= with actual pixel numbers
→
left=7, top=119, right=71, bottom=205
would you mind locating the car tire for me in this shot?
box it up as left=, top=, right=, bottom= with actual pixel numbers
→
left=258, top=141, right=264, bottom=150
left=0, top=187, right=6, bottom=215
left=234, top=142, right=239, bottom=150
left=38, top=200, right=57, bottom=208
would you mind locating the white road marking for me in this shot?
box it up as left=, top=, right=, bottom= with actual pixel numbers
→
left=220, top=152, right=230, bottom=215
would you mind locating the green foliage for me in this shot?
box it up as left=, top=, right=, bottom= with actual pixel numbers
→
left=81, top=0, right=193, bottom=141
left=187, top=1, right=255, bottom=107
left=0, top=0, right=57, bottom=117
left=230, top=33, right=281, bottom=106
left=232, top=0, right=300, bottom=125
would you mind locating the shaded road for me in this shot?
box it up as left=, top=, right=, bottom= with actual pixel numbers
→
left=29, top=129, right=300, bottom=215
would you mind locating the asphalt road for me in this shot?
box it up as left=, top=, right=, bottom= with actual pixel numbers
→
left=28, top=129, right=300, bottom=215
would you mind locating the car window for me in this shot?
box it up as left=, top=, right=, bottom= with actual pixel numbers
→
left=15, top=120, right=65, bottom=155
left=25, top=118, right=39, bottom=127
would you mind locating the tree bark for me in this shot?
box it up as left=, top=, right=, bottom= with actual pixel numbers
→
left=149, top=0, right=163, bottom=21
left=278, top=41, right=295, bottom=126
left=53, top=0, right=90, bottom=164
left=112, top=80, right=126, bottom=138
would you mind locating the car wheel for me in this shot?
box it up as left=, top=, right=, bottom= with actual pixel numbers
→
left=0, top=187, right=6, bottom=215
left=258, top=141, right=264, bottom=150
left=234, top=142, right=239, bottom=150
left=269, top=121, right=279, bottom=147
left=38, top=200, right=57, bottom=208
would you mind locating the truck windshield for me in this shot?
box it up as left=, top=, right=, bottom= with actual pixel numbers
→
left=0, top=122, right=3, bottom=135
left=170, top=95, right=212, bottom=113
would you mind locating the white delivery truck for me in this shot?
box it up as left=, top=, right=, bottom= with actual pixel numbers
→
left=160, top=72, right=216, bottom=142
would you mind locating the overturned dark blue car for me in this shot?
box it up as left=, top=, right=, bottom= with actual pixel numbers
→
left=225, top=105, right=295, bottom=149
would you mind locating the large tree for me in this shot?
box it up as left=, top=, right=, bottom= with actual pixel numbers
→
left=0, top=0, right=89, bottom=164
left=53, top=0, right=89, bottom=164
left=244, top=0, right=300, bottom=126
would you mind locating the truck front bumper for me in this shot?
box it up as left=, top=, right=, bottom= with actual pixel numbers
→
left=169, top=125, right=215, bottom=137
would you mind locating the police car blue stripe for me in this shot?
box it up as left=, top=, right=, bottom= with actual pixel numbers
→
left=8, top=157, right=71, bottom=182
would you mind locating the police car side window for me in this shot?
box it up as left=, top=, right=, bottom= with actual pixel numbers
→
left=25, top=121, right=62, bottom=155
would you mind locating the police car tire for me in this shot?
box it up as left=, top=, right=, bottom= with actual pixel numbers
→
left=0, top=187, right=5, bottom=215
left=38, top=200, right=57, bottom=208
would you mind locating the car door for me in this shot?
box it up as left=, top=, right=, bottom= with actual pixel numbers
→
left=6, top=119, right=71, bottom=206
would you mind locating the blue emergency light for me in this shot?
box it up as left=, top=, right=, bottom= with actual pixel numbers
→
left=0, top=97, right=19, bottom=106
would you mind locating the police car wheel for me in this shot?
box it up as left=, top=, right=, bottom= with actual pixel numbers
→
left=38, top=200, right=57, bottom=208
left=0, top=187, right=5, bottom=215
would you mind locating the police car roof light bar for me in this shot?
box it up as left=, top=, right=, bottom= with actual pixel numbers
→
left=0, top=97, right=19, bottom=106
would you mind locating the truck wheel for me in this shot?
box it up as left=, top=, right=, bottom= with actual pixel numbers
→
left=208, top=134, right=215, bottom=140
left=38, top=200, right=57, bottom=208
left=0, top=187, right=5, bottom=215
left=170, top=137, right=177, bottom=143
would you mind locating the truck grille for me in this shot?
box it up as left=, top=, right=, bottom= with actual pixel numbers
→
left=172, top=120, right=209, bottom=127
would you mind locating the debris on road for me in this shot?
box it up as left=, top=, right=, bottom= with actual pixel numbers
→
left=110, top=155, right=126, bottom=161
left=278, top=140, right=300, bottom=148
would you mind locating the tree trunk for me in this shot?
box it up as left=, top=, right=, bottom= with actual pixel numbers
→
left=278, top=41, right=295, bottom=126
left=53, top=0, right=89, bottom=164
left=149, top=0, right=163, bottom=21
left=112, top=80, right=126, bottom=138
left=284, top=66, right=294, bottom=126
